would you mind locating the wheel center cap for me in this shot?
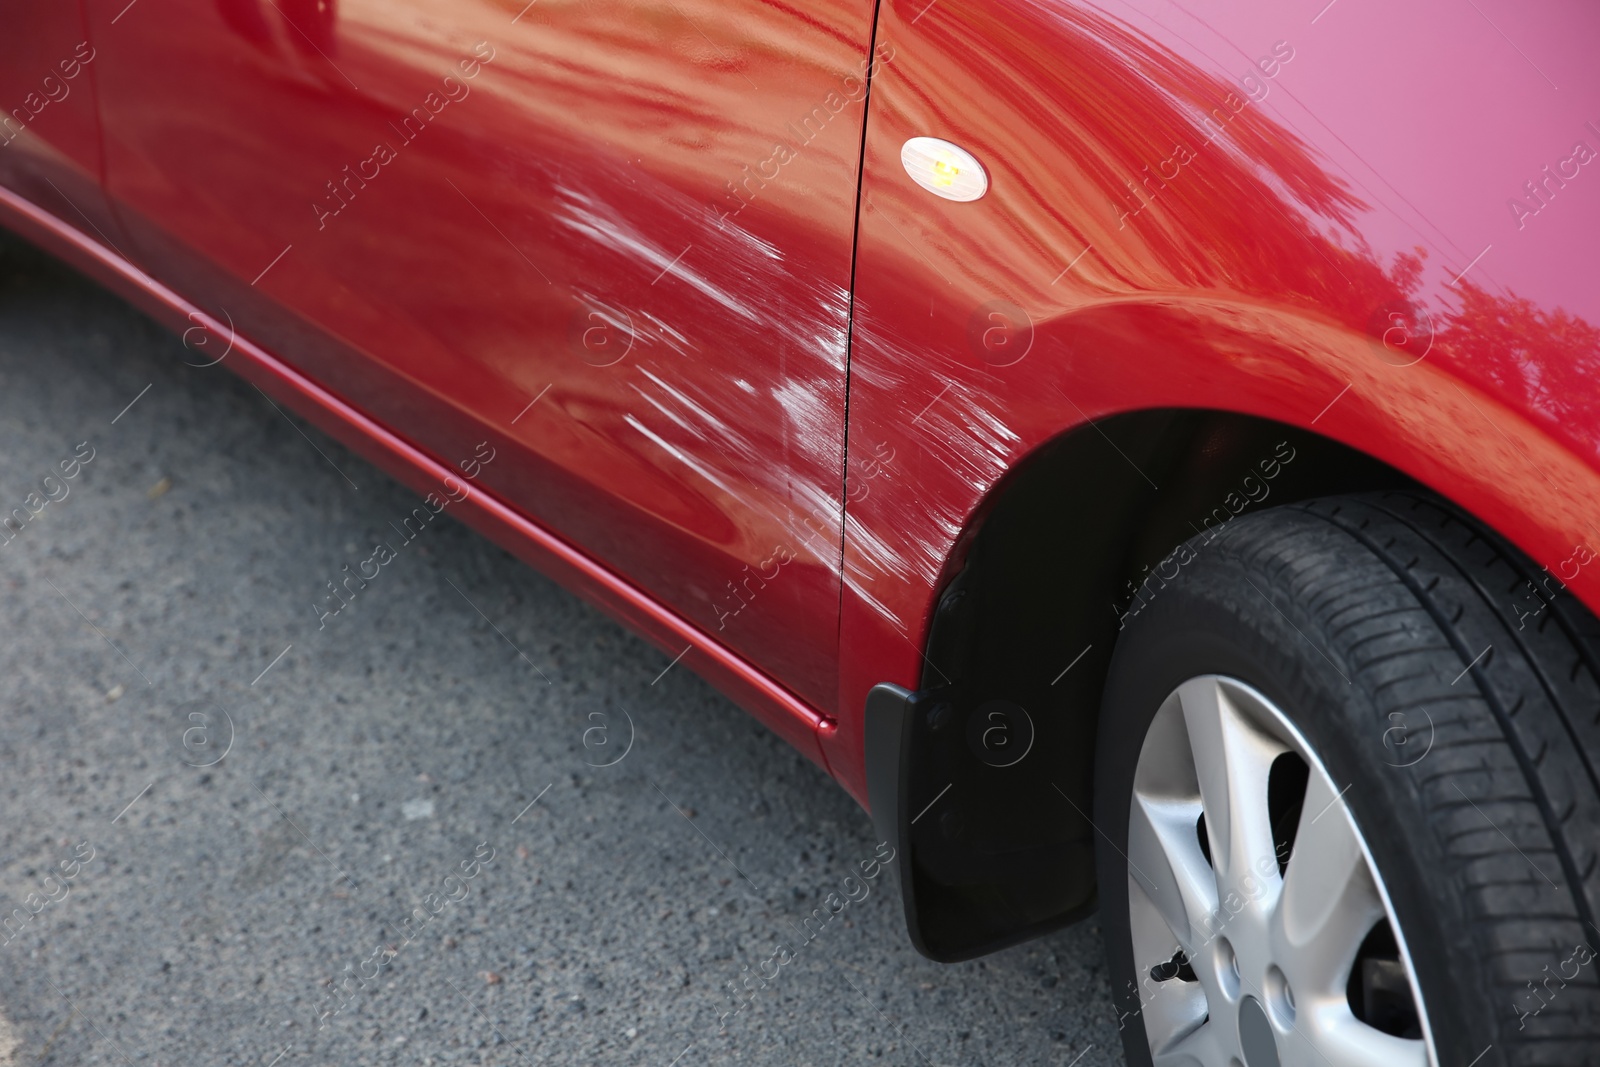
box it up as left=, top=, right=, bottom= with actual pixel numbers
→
left=1238, top=996, right=1280, bottom=1067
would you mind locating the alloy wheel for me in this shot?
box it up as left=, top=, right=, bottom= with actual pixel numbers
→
left=1126, top=675, right=1437, bottom=1066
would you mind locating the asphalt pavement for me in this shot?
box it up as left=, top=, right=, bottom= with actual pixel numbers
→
left=0, top=229, right=1123, bottom=1066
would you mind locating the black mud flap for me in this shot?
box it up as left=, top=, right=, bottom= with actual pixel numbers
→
left=865, top=682, right=1097, bottom=962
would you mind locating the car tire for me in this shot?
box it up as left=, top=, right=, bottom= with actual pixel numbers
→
left=1093, top=490, right=1600, bottom=1067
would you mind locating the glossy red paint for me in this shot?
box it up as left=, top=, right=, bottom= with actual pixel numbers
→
left=0, top=4, right=117, bottom=244
left=824, top=0, right=1600, bottom=802
left=2, top=0, right=1597, bottom=816
left=83, top=0, right=881, bottom=722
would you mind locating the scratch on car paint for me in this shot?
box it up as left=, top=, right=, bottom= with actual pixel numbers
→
left=556, top=160, right=853, bottom=589
left=639, top=308, right=696, bottom=356
left=623, top=414, right=744, bottom=500
left=807, top=283, right=853, bottom=373
left=773, top=377, right=844, bottom=470
left=634, top=367, right=744, bottom=444
left=571, top=287, right=696, bottom=358
left=555, top=184, right=763, bottom=324
left=842, top=317, right=1023, bottom=629
left=783, top=481, right=846, bottom=567
left=842, top=510, right=916, bottom=623
left=553, top=161, right=849, bottom=370
left=627, top=368, right=836, bottom=511
left=628, top=369, right=844, bottom=567
left=712, top=212, right=786, bottom=263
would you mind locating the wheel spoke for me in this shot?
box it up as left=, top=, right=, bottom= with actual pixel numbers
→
left=1128, top=872, right=1212, bottom=1055
left=1177, top=677, right=1284, bottom=894
left=1275, top=772, right=1385, bottom=996
left=1129, top=792, right=1218, bottom=954
left=1129, top=676, right=1439, bottom=1067
left=1285, top=1005, right=1429, bottom=1067
left=1150, top=1015, right=1227, bottom=1067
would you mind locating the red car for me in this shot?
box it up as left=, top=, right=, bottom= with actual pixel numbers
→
left=5, top=0, right=1598, bottom=1062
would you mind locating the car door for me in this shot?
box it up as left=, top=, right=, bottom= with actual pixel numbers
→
left=0, top=3, right=119, bottom=248
left=85, top=0, right=884, bottom=717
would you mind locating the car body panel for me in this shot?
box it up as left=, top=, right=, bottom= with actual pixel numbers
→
left=83, top=0, right=881, bottom=719
left=0, top=3, right=117, bottom=244
left=824, top=0, right=1600, bottom=802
